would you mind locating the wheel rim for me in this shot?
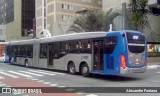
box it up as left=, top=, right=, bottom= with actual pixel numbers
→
left=82, top=66, right=88, bottom=74
left=70, top=65, right=75, bottom=73
left=25, top=61, right=28, bottom=67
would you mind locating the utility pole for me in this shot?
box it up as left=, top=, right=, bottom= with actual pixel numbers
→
left=42, top=0, right=46, bottom=30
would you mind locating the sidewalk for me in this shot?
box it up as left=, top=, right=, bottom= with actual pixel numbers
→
left=147, top=62, right=160, bottom=69
left=148, top=62, right=160, bottom=65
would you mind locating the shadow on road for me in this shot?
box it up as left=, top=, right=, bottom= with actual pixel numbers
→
left=7, top=63, right=143, bottom=81
left=86, top=74, right=143, bottom=82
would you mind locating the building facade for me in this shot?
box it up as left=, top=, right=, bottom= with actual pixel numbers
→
left=102, top=0, right=160, bottom=62
left=0, top=0, right=35, bottom=41
left=36, top=0, right=102, bottom=38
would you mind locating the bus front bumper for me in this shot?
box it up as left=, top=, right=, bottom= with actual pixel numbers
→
left=120, top=67, right=146, bottom=74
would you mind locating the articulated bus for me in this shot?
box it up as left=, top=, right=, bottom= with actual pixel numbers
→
left=6, top=30, right=147, bottom=76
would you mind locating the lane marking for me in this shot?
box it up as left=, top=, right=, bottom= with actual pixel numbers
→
left=19, top=70, right=44, bottom=76
left=50, top=84, right=58, bottom=86
left=156, top=72, right=160, bottom=73
left=0, top=84, right=6, bottom=86
left=0, top=71, right=19, bottom=78
left=28, top=70, right=56, bottom=75
left=76, top=91, right=84, bottom=94
left=37, top=70, right=64, bottom=75
left=65, top=88, right=75, bottom=91
left=0, top=76, right=4, bottom=79
left=31, top=79, right=39, bottom=81
left=86, top=94, right=98, bottom=96
left=44, top=82, right=51, bottom=84
left=147, top=65, right=160, bottom=69
left=8, top=71, right=32, bottom=78
left=58, top=86, right=65, bottom=88
left=37, top=80, right=44, bottom=82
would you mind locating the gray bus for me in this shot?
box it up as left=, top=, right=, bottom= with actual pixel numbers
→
left=6, top=31, right=147, bottom=76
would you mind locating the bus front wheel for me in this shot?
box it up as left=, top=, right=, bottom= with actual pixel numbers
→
left=81, top=63, right=89, bottom=77
left=68, top=62, right=76, bottom=75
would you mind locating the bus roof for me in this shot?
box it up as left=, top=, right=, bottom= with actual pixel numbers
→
left=0, top=42, right=9, bottom=45
left=7, top=30, right=143, bottom=45
left=8, top=39, right=35, bottom=45
left=39, top=31, right=107, bottom=43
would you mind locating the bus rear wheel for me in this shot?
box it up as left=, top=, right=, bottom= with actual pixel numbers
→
left=68, top=62, right=76, bottom=75
left=81, top=63, right=89, bottom=77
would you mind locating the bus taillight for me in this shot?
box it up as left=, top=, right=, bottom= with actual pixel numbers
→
left=121, top=54, right=126, bottom=69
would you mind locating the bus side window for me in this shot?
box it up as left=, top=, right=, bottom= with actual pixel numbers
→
left=87, top=41, right=91, bottom=49
left=79, top=39, right=91, bottom=53
left=76, top=40, right=83, bottom=49
left=26, top=45, right=33, bottom=57
left=105, top=36, right=118, bottom=54
left=40, top=44, right=47, bottom=58
left=59, top=42, right=67, bottom=54
left=53, top=42, right=59, bottom=58
left=69, top=41, right=78, bottom=53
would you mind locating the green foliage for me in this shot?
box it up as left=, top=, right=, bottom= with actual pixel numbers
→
left=68, top=9, right=121, bottom=32
left=128, top=0, right=150, bottom=31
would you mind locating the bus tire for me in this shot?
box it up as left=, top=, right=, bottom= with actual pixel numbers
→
left=25, top=60, right=29, bottom=67
left=68, top=62, right=76, bottom=75
left=81, top=63, right=89, bottom=77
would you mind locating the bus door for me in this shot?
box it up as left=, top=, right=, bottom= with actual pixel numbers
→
left=104, top=35, right=120, bottom=74
left=93, top=40, right=104, bottom=72
left=13, top=46, right=17, bottom=62
left=48, top=44, right=54, bottom=67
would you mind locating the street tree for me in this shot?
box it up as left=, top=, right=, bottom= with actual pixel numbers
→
left=128, top=0, right=150, bottom=31
left=68, top=9, right=121, bottom=32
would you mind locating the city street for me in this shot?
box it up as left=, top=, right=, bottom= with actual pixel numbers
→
left=0, top=63, right=160, bottom=96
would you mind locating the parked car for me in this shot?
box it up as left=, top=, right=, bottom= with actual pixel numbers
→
left=0, top=54, right=10, bottom=63
left=0, top=54, right=5, bottom=62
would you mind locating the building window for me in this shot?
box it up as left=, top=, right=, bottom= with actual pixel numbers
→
left=62, top=15, right=68, bottom=20
left=69, top=5, right=73, bottom=10
left=98, top=0, right=102, bottom=5
left=62, top=4, right=68, bottom=9
left=22, top=0, right=35, bottom=36
left=82, top=0, right=91, bottom=3
left=62, top=15, right=73, bottom=20
left=62, top=4, right=73, bottom=10
left=1, top=0, right=14, bottom=24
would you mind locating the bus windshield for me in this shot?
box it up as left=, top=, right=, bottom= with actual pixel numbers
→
left=126, top=32, right=145, bottom=53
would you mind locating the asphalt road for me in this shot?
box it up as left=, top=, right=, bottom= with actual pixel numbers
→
left=0, top=63, right=160, bottom=96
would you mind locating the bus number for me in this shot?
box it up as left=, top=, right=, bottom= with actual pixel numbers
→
left=81, top=56, right=88, bottom=59
left=133, top=36, right=139, bottom=40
